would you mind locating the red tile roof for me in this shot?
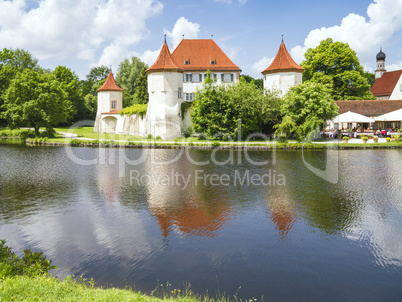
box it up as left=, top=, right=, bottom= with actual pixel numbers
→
left=335, top=100, right=402, bottom=116
left=97, top=72, right=123, bottom=92
left=171, top=39, right=241, bottom=71
left=262, top=42, right=304, bottom=75
left=371, top=70, right=402, bottom=97
left=146, top=42, right=182, bottom=73
left=101, top=110, right=121, bottom=115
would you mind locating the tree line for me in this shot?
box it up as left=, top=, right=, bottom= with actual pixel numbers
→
left=0, top=49, right=149, bottom=136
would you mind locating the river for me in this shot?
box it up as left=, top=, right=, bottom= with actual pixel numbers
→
left=0, top=143, right=401, bottom=301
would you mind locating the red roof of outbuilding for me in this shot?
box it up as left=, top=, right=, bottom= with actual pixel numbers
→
left=146, top=42, right=182, bottom=73
left=262, top=42, right=304, bottom=74
left=171, top=39, right=241, bottom=71
left=371, top=70, right=402, bottom=97
left=97, top=72, right=123, bottom=92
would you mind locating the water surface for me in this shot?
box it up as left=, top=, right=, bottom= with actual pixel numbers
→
left=0, top=144, right=401, bottom=301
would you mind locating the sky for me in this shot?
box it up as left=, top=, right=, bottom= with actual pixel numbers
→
left=1, top=0, right=402, bottom=80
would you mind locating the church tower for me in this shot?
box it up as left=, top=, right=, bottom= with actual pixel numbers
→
left=375, top=47, right=386, bottom=79
left=262, top=37, right=304, bottom=96
left=145, top=35, right=183, bottom=139
left=94, top=71, right=123, bottom=133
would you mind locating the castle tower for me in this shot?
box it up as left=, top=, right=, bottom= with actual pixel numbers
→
left=375, top=47, right=386, bottom=79
left=93, top=71, right=123, bottom=133
left=145, top=36, right=183, bottom=139
left=262, top=38, right=304, bottom=96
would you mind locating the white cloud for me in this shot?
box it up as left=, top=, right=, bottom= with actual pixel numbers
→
left=386, top=62, right=402, bottom=71
left=291, top=0, right=402, bottom=71
left=140, top=49, right=161, bottom=67
left=251, top=57, right=272, bottom=75
left=165, top=17, right=200, bottom=49
left=0, top=0, right=163, bottom=69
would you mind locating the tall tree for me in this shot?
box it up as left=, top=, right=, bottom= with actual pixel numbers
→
left=53, top=66, right=86, bottom=122
left=0, top=48, right=40, bottom=126
left=116, top=56, right=148, bottom=107
left=363, top=71, right=375, bottom=87
left=81, top=65, right=110, bottom=96
left=274, top=82, right=339, bottom=142
left=240, top=74, right=263, bottom=90
left=133, top=67, right=149, bottom=104
left=80, top=66, right=110, bottom=120
left=2, top=69, right=69, bottom=136
left=191, top=72, right=281, bottom=139
left=301, top=38, right=375, bottom=100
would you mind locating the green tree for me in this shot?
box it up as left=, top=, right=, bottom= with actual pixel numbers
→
left=240, top=74, right=263, bottom=90
left=80, top=66, right=110, bottom=120
left=363, top=71, right=375, bottom=87
left=191, top=73, right=235, bottom=139
left=81, top=65, right=110, bottom=96
left=116, top=57, right=148, bottom=107
left=1, top=69, right=69, bottom=136
left=0, top=48, right=40, bottom=126
left=53, top=66, right=86, bottom=122
left=191, top=72, right=281, bottom=139
left=301, top=38, right=375, bottom=100
left=133, top=67, right=149, bottom=104
left=274, top=82, right=339, bottom=142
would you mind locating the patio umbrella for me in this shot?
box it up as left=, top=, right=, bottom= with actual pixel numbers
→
left=374, top=108, right=402, bottom=122
left=333, top=111, right=375, bottom=123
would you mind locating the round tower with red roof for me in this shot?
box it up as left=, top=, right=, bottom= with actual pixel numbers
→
left=94, top=71, right=124, bottom=133
left=145, top=36, right=183, bottom=139
left=262, top=38, right=304, bottom=96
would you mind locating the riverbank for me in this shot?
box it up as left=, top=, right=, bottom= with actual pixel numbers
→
left=2, top=127, right=402, bottom=150
left=21, top=139, right=402, bottom=150
left=1, top=275, right=218, bottom=302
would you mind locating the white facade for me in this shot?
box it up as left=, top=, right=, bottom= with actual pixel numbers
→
left=263, top=71, right=302, bottom=96
left=146, top=71, right=183, bottom=139
left=182, top=72, right=239, bottom=100
left=389, top=74, right=402, bottom=100
left=94, top=90, right=123, bottom=133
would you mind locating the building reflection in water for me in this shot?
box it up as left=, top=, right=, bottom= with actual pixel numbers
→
left=266, top=188, right=299, bottom=240
left=143, top=149, right=235, bottom=239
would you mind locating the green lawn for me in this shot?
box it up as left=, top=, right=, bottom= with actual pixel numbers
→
left=0, top=275, right=230, bottom=302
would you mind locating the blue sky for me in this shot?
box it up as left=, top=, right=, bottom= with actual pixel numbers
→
left=1, top=0, right=402, bottom=79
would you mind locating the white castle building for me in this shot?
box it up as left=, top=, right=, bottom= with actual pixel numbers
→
left=94, top=37, right=303, bottom=139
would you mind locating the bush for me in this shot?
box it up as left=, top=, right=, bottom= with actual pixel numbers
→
left=0, top=239, right=56, bottom=278
left=119, top=104, right=148, bottom=118
left=70, top=139, right=81, bottom=146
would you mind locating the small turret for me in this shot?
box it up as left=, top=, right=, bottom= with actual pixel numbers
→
left=94, top=72, right=123, bottom=133
left=262, top=37, right=304, bottom=96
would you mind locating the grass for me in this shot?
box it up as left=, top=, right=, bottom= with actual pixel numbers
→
left=0, top=275, right=208, bottom=302
left=3, top=126, right=402, bottom=149
left=0, top=239, right=237, bottom=302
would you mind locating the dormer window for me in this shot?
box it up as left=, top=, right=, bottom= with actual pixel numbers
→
left=185, top=60, right=190, bottom=65
left=210, top=60, right=216, bottom=65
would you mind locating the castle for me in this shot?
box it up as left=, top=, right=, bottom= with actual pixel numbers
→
left=94, top=36, right=304, bottom=139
